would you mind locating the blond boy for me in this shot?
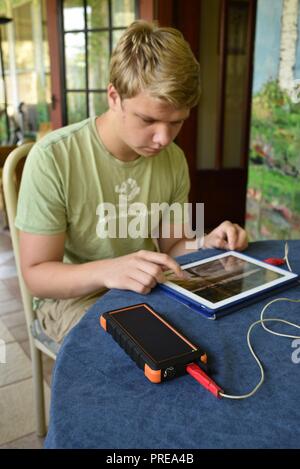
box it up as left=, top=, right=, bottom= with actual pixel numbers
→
left=16, top=21, right=247, bottom=342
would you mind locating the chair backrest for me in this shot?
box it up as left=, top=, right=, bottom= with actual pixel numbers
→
left=2, top=143, right=35, bottom=326
left=3, top=143, right=58, bottom=437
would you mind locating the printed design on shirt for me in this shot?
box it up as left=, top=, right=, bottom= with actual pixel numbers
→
left=115, top=178, right=140, bottom=202
left=96, top=177, right=149, bottom=239
left=96, top=177, right=204, bottom=244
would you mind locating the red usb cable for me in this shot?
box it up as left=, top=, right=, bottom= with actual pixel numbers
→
left=263, top=257, right=285, bottom=266
left=186, top=363, right=223, bottom=399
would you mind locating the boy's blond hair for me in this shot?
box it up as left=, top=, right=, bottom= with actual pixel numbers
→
left=109, top=21, right=201, bottom=108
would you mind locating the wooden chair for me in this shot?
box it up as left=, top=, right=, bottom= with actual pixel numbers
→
left=0, top=145, right=17, bottom=227
left=2, top=143, right=59, bottom=437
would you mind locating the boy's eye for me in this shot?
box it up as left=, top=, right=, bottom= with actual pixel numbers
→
left=142, top=118, right=155, bottom=124
left=139, top=117, right=183, bottom=126
left=141, top=119, right=181, bottom=124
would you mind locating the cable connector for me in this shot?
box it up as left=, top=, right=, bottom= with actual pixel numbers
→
left=263, top=257, right=285, bottom=266
left=186, top=363, right=223, bottom=398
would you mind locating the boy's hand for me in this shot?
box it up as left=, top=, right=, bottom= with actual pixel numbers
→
left=202, top=221, right=248, bottom=251
left=102, top=250, right=185, bottom=294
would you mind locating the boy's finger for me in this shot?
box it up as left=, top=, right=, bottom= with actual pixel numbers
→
left=141, top=251, right=185, bottom=278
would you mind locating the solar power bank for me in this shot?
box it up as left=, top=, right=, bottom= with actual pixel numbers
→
left=100, top=303, right=207, bottom=383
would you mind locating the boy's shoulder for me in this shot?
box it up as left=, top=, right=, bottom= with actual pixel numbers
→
left=36, top=118, right=94, bottom=151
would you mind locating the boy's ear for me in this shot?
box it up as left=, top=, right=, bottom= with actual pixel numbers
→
left=107, top=84, right=121, bottom=110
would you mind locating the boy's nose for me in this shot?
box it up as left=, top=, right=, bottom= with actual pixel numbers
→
left=152, top=125, right=173, bottom=147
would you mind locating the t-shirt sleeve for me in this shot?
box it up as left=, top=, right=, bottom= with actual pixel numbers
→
left=15, top=143, right=67, bottom=234
left=171, top=147, right=191, bottom=205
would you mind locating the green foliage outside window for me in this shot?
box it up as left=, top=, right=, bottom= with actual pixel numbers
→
left=246, top=80, right=300, bottom=240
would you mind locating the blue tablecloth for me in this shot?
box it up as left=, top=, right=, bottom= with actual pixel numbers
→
left=45, top=241, right=300, bottom=449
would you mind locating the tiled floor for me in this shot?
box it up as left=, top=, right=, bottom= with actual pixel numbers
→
left=0, top=211, right=54, bottom=449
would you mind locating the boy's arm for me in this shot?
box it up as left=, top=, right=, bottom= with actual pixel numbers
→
left=157, top=223, right=199, bottom=257
left=158, top=221, right=248, bottom=257
left=19, top=231, right=185, bottom=298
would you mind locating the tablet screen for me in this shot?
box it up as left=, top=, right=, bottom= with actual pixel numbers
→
left=163, top=251, right=297, bottom=310
left=168, top=255, right=282, bottom=303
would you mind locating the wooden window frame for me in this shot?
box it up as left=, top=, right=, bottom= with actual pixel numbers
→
left=46, top=0, right=142, bottom=128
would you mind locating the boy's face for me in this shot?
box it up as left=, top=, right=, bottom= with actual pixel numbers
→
left=108, top=85, right=190, bottom=158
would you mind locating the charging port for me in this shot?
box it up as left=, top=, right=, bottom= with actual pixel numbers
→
left=163, top=367, right=176, bottom=379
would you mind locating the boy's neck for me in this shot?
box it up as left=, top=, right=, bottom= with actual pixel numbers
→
left=95, top=112, right=140, bottom=162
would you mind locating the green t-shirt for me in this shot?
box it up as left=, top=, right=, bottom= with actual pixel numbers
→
left=15, top=117, right=190, bottom=265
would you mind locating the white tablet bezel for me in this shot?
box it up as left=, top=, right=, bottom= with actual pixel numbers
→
left=163, top=251, right=298, bottom=311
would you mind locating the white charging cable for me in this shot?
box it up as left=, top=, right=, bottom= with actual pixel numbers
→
left=220, top=242, right=300, bottom=400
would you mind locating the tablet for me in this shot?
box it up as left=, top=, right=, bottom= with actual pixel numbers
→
left=159, top=251, right=298, bottom=319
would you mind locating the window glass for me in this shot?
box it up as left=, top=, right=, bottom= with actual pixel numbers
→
left=0, top=24, right=10, bottom=141
left=88, top=32, right=110, bottom=89
left=14, top=2, right=35, bottom=69
left=87, top=0, right=109, bottom=29
left=112, top=29, right=124, bottom=50
left=16, top=72, right=37, bottom=105
left=67, top=92, right=87, bottom=123
left=1, top=22, right=9, bottom=70
left=65, top=32, right=86, bottom=89
left=63, top=0, right=84, bottom=31
left=89, top=92, right=108, bottom=116
left=112, top=0, right=135, bottom=27
left=63, top=0, right=137, bottom=124
left=42, top=0, right=50, bottom=58
left=0, top=0, right=51, bottom=144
